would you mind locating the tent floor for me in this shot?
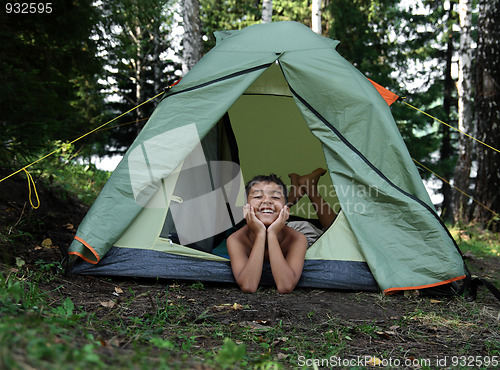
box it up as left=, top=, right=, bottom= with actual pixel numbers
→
left=70, top=246, right=379, bottom=291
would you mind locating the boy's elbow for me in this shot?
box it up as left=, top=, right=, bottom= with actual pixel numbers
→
left=276, top=283, right=295, bottom=294
left=239, top=282, right=258, bottom=293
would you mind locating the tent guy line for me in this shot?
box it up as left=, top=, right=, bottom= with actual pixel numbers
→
left=0, top=90, right=166, bottom=186
left=403, top=100, right=500, bottom=153
left=412, top=158, right=499, bottom=219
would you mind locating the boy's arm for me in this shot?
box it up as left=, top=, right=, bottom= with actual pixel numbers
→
left=267, top=208, right=308, bottom=294
left=227, top=232, right=266, bottom=293
left=227, top=205, right=266, bottom=293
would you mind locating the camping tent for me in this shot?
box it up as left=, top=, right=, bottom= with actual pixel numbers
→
left=69, top=21, right=468, bottom=294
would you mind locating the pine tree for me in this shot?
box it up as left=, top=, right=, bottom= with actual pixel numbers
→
left=98, top=0, right=181, bottom=154
left=0, top=1, right=102, bottom=166
left=453, top=0, right=475, bottom=223
left=183, top=0, right=203, bottom=73
left=473, top=0, right=500, bottom=230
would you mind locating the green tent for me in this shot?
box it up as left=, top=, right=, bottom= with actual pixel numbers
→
left=69, top=21, right=467, bottom=294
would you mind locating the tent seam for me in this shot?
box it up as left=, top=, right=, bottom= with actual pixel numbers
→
left=164, top=63, right=274, bottom=100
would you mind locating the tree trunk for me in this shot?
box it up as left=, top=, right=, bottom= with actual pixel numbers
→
left=439, top=7, right=455, bottom=223
left=133, top=24, right=144, bottom=132
left=262, top=0, right=272, bottom=23
left=453, top=0, right=474, bottom=223
left=312, top=0, right=322, bottom=34
left=473, top=0, right=500, bottom=230
left=182, top=0, right=203, bottom=74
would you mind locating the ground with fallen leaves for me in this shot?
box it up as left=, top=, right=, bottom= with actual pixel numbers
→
left=1, top=170, right=499, bottom=367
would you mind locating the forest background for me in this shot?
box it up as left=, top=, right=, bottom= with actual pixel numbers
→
left=0, top=0, right=498, bottom=230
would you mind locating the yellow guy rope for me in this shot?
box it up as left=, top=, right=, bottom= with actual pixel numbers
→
left=0, top=91, right=165, bottom=207
left=65, top=117, right=151, bottom=141
left=403, top=101, right=500, bottom=154
left=412, top=158, right=500, bottom=219
left=23, top=168, right=40, bottom=209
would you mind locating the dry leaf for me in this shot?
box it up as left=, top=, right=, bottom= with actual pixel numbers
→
left=366, top=356, right=382, bottom=366
left=375, top=331, right=393, bottom=339
left=100, top=300, right=116, bottom=308
left=42, top=238, right=53, bottom=248
left=389, top=325, right=400, bottom=331
left=64, top=223, right=74, bottom=230
left=114, top=287, right=124, bottom=294
left=271, top=336, right=289, bottom=346
left=239, top=321, right=271, bottom=331
left=213, top=304, right=230, bottom=311
left=430, top=299, right=442, bottom=304
left=214, top=303, right=240, bottom=311
left=99, top=339, right=112, bottom=348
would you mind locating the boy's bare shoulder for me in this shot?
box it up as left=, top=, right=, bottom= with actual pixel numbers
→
left=227, top=225, right=250, bottom=243
left=282, top=225, right=308, bottom=245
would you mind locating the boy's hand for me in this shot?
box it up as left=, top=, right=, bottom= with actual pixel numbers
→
left=267, top=205, right=289, bottom=237
left=244, top=204, right=266, bottom=235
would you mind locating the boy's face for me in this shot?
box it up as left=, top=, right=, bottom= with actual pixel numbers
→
left=247, top=181, right=286, bottom=225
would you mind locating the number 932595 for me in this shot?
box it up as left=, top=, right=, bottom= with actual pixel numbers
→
left=6, top=3, right=53, bottom=14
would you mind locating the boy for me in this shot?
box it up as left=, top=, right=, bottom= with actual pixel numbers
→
left=227, top=169, right=337, bottom=294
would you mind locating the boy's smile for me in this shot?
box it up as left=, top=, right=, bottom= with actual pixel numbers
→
left=247, top=181, right=286, bottom=225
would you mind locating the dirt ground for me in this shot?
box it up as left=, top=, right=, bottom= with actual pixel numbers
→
left=1, top=170, right=499, bottom=367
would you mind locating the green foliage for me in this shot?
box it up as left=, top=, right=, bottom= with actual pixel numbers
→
left=452, top=223, right=500, bottom=259
left=200, top=0, right=316, bottom=52
left=327, top=0, right=400, bottom=86
left=200, top=0, right=260, bottom=53
left=215, top=338, right=248, bottom=368
left=0, top=272, right=24, bottom=305
left=96, top=0, right=181, bottom=154
left=190, top=281, right=205, bottom=290
left=34, top=141, right=111, bottom=205
left=0, top=1, right=104, bottom=167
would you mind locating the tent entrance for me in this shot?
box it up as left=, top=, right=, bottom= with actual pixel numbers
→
left=115, top=62, right=367, bottom=263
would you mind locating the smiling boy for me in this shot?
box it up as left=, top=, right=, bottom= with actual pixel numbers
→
left=227, top=174, right=308, bottom=294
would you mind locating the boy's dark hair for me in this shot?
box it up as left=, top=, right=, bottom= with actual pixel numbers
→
left=245, top=174, right=288, bottom=202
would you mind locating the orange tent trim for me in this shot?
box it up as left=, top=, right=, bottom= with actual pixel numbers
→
left=383, top=275, right=466, bottom=295
left=69, top=236, right=101, bottom=265
left=368, top=78, right=399, bottom=106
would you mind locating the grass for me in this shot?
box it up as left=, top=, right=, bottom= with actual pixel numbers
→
left=0, top=263, right=259, bottom=369
left=450, top=222, right=500, bottom=259
left=39, top=143, right=111, bottom=206
left=1, top=256, right=499, bottom=369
